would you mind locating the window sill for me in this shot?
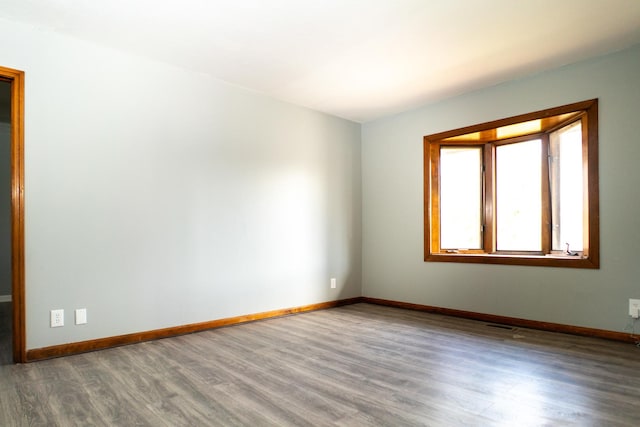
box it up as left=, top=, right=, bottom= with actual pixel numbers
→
left=425, top=252, right=599, bottom=269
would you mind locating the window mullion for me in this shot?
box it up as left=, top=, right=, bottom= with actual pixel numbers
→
left=541, top=134, right=551, bottom=254
left=483, top=144, right=494, bottom=253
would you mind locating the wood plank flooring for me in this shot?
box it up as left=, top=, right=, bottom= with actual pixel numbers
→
left=0, top=303, right=639, bottom=426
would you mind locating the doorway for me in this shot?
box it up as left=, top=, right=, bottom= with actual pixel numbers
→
left=0, top=66, right=25, bottom=364
left=0, top=80, right=10, bottom=363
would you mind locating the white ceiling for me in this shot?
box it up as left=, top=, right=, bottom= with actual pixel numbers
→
left=2, top=0, right=640, bottom=122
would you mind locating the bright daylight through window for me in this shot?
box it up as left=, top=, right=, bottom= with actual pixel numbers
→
left=424, top=99, right=599, bottom=268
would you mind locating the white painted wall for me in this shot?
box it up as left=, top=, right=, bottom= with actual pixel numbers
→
left=362, top=44, right=640, bottom=332
left=0, top=17, right=361, bottom=349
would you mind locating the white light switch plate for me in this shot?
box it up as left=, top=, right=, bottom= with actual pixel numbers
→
left=75, top=308, right=87, bottom=325
left=629, top=299, right=640, bottom=318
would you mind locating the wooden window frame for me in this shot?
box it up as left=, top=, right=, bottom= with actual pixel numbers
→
left=424, top=99, right=599, bottom=268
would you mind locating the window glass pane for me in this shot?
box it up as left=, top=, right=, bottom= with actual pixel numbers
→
left=440, top=147, right=482, bottom=249
left=550, top=121, right=583, bottom=252
left=496, top=139, right=541, bottom=251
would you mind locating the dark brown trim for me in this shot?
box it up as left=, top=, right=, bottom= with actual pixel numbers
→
left=424, top=252, right=598, bottom=268
left=363, top=297, right=639, bottom=344
left=423, top=139, right=431, bottom=259
left=584, top=103, right=600, bottom=267
left=0, top=65, right=26, bottom=363
left=425, top=99, right=597, bottom=142
left=26, top=297, right=365, bottom=362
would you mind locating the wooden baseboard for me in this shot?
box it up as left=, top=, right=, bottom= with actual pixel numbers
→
left=26, top=295, right=635, bottom=362
left=26, top=297, right=364, bottom=362
left=362, top=297, right=639, bottom=344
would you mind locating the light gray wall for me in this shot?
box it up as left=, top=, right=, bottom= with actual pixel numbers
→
left=0, top=17, right=361, bottom=349
left=362, top=43, right=640, bottom=333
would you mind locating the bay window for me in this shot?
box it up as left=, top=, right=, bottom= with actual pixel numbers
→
left=424, top=99, right=599, bottom=268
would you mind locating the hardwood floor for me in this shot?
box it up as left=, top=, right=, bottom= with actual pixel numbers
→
left=0, top=303, right=639, bottom=426
left=0, top=301, right=11, bottom=365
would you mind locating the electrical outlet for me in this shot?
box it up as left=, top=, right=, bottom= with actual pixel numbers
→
left=330, top=278, right=337, bottom=289
left=75, top=308, right=87, bottom=325
left=50, top=309, right=64, bottom=327
left=629, top=299, right=640, bottom=319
